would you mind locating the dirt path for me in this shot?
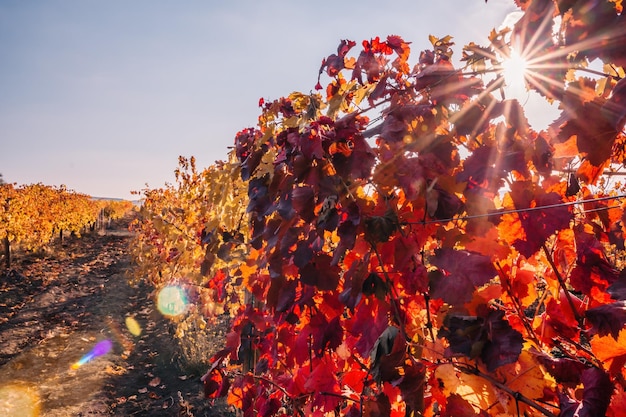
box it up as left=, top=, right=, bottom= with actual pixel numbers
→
left=0, top=220, right=232, bottom=416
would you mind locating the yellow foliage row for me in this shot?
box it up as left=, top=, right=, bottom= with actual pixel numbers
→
left=0, top=183, right=133, bottom=253
left=130, top=155, right=250, bottom=317
left=101, top=199, right=135, bottom=221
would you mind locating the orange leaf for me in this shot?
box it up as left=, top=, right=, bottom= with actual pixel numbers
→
left=227, top=386, right=244, bottom=409
left=591, top=330, right=626, bottom=376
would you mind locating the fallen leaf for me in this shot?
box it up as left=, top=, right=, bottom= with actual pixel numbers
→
left=148, top=377, right=161, bottom=387
left=138, top=387, right=148, bottom=394
left=105, top=365, right=127, bottom=376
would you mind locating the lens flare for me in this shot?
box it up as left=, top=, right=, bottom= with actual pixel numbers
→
left=157, top=285, right=188, bottom=317
left=0, top=384, right=40, bottom=417
left=70, top=339, right=113, bottom=370
left=125, top=316, right=142, bottom=336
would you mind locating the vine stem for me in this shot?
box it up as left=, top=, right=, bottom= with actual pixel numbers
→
left=455, top=363, right=558, bottom=417
left=318, top=392, right=360, bottom=403
left=372, top=245, right=407, bottom=341
left=495, top=262, right=542, bottom=348
left=423, top=292, right=436, bottom=343
left=418, top=198, right=436, bottom=343
left=541, top=242, right=583, bottom=326
left=233, top=371, right=290, bottom=398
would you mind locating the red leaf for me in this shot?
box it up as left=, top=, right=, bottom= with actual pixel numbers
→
left=456, top=145, right=507, bottom=191
left=430, top=75, right=483, bottom=105
left=426, top=183, right=465, bottom=220
left=339, top=253, right=369, bottom=309
left=334, top=202, right=361, bottom=262
left=203, top=370, right=230, bottom=399
left=569, top=224, right=618, bottom=297
left=452, top=97, right=501, bottom=137
left=268, top=277, right=298, bottom=313
left=363, top=393, right=392, bottom=417
left=350, top=298, right=390, bottom=357
left=379, top=104, right=435, bottom=143
left=288, top=130, right=324, bottom=161
left=442, top=393, right=480, bottom=417
left=542, top=292, right=580, bottom=341
left=338, top=39, right=357, bottom=57
left=429, top=248, right=497, bottom=305
left=352, top=48, right=386, bottom=84
left=303, top=357, right=341, bottom=410
left=397, top=360, right=426, bottom=414
left=331, top=133, right=376, bottom=180
left=318, top=315, right=344, bottom=355
left=558, top=101, right=619, bottom=166
left=345, top=405, right=361, bottom=417
left=318, top=39, right=356, bottom=81
left=504, top=184, right=573, bottom=258
left=258, top=397, right=281, bottom=417
left=564, top=1, right=624, bottom=65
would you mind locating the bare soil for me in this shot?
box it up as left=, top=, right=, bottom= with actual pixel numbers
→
left=0, top=218, right=233, bottom=416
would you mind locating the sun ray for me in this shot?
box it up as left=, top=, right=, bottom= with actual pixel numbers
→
left=511, top=5, right=556, bottom=62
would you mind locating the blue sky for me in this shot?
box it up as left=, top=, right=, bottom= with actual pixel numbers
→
left=0, top=0, right=556, bottom=199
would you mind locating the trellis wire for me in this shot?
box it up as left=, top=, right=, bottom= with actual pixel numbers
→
left=413, top=194, right=626, bottom=225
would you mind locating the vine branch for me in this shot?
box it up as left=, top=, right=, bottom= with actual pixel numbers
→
left=455, top=363, right=558, bottom=417
left=541, top=242, right=583, bottom=326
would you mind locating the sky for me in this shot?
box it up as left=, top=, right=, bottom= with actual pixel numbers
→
left=0, top=0, right=559, bottom=200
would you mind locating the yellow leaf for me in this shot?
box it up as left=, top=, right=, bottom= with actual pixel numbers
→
left=351, top=84, right=374, bottom=107
left=435, top=364, right=500, bottom=413
left=253, top=147, right=278, bottom=180
left=496, top=349, right=553, bottom=415
left=239, top=261, right=258, bottom=282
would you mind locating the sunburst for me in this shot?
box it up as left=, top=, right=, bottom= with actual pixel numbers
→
left=501, top=48, right=529, bottom=94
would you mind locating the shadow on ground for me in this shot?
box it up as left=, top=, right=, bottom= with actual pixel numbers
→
left=0, top=219, right=234, bottom=416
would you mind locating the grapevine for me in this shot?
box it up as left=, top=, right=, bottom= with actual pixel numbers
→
left=133, top=1, right=626, bottom=415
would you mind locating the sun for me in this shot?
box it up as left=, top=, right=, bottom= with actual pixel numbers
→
left=501, top=49, right=529, bottom=91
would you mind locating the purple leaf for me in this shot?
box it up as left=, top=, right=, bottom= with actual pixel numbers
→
left=557, top=367, right=613, bottom=417
left=430, top=249, right=496, bottom=305
left=585, top=301, right=626, bottom=339
left=481, top=310, right=524, bottom=371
